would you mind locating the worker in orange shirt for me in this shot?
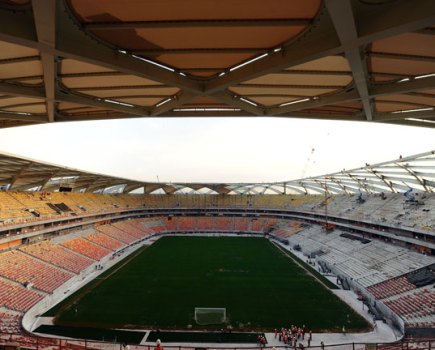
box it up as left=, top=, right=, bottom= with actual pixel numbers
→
left=155, top=339, right=164, bottom=350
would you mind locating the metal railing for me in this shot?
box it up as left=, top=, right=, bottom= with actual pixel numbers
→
left=1, top=333, right=434, bottom=350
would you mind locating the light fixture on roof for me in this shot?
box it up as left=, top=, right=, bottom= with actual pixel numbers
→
left=240, top=97, right=258, bottom=107
left=405, top=118, right=435, bottom=124
left=397, top=77, right=410, bottom=83
left=415, top=72, right=435, bottom=80
left=132, top=54, right=175, bottom=72
left=273, top=47, right=282, bottom=53
left=0, top=110, right=31, bottom=116
left=179, top=72, right=187, bottom=77
left=279, top=97, right=310, bottom=107
left=392, top=107, right=434, bottom=114
left=218, top=72, right=226, bottom=77
left=118, top=50, right=127, bottom=54
left=229, top=53, right=269, bottom=72
left=156, top=97, right=172, bottom=108
left=104, top=99, right=134, bottom=107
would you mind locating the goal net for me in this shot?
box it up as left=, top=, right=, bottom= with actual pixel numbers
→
left=194, top=307, right=226, bottom=325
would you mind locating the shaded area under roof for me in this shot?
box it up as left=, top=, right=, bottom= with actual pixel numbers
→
left=0, top=0, right=433, bottom=127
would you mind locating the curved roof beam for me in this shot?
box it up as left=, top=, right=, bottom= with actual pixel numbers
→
left=32, top=0, right=55, bottom=122
left=325, top=0, right=372, bottom=120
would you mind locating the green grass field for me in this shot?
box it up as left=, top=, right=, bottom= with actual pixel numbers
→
left=47, top=236, right=369, bottom=332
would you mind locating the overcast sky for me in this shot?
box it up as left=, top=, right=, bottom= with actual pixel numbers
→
left=0, top=117, right=433, bottom=183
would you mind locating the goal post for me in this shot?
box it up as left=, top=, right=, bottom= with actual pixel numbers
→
left=194, top=307, right=226, bottom=325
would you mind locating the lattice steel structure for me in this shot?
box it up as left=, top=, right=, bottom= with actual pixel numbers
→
left=0, top=0, right=435, bottom=128
left=0, top=150, right=434, bottom=195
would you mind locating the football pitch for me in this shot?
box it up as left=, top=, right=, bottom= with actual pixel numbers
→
left=47, top=236, right=369, bottom=332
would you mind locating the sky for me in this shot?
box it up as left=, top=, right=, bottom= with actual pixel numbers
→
left=0, top=117, right=434, bottom=184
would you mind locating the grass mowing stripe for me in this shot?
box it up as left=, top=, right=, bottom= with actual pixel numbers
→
left=48, top=237, right=369, bottom=332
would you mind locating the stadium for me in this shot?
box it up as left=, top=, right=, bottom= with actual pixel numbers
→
left=0, top=1, right=435, bottom=350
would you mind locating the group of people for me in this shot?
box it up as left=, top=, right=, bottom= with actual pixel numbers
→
left=257, top=334, right=267, bottom=346
left=275, top=325, right=313, bottom=348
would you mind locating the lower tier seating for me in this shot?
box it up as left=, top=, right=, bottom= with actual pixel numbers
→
left=0, top=310, right=21, bottom=334
left=0, top=279, right=44, bottom=312
left=62, top=237, right=111, bottom=260
left=20, top=241, right=94, bottom=274
left=86, top=232, right=125, bottom=251
left=0, top=250, right=73, bottom=293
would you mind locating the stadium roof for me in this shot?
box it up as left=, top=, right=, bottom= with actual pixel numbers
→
left=0, top=150, right=434, bottom=195
left=0, top=0, right=435, bottom=128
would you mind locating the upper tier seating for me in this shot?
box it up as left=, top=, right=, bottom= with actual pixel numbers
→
left=0, top=192, right=150, bottom=227
left=309, top=193, right=435, bottom=233
left=0, top=192, right=33, bottom=222
left=7, top=192, right=58, bottom=217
